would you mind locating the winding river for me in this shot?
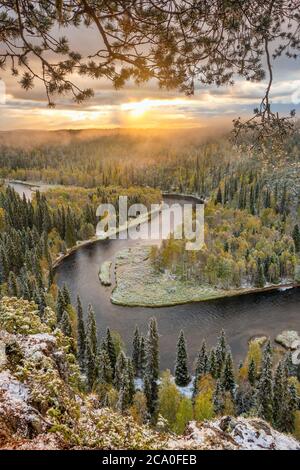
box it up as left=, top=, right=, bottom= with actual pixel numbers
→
left=10, top=182, right=300, bottom=370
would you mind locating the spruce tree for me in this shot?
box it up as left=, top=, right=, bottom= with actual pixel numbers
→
left=216, top=330, right=228, bottom=377
left=215, top=187, right=223, bottom=205
left=256, top=340, right=273, bottom=423
left=193, top=340, right=209, bottom=398
left=255, top=259, right=266, bottom=288
left=114, top=351, right=127, bottom=390
left=221, top=352, right=235, bottom=396
left=132, top=325, right=141, bottom=377
left=144, top=318, right=159, bottom=420
left=97, top=349, right=113, bottom=385
left=62, top=283, right=71, bottom=307
left=86, top=304, right=98, bottom=357
left=284, top=351, right=294, bottom=377
left=105, top=327, right=117, bottom=374
left=139, top=335, right=147, bottom=378
left=248, top=358, right=257, bottom=386
left=56, top=289, right=65, bottom=322
left=209, top=348, right=217, bottom=379
left=292, top=224, right=300, bottom=252
left=65, top=208, right=77, bottom=248
left=117, top=369, right=130, bottom=413
left=273, top=360, right=286, bottom=430
left=213, top=380, right=225, bottom=415
left=8, top=271, right=18, bottom=297
left=175, top=330, right=190, bottom=387
left=76, top=295, right=86, bottom=370
left=86, top=338, right=97, bottom=391
left=36, top=288, right=46, bottom=317
left=127, top=358, right=135, bottom=406
left=287, top=382, right=298, bottom=433
left=60, top=310, right=72, bottom=338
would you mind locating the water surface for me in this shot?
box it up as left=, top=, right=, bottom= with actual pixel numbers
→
left=10, top=182, right=300, bottom=369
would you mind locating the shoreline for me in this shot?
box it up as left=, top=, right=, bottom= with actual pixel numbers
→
left=111, top=246, right=300, bottom=308
left=111, top=281, right=300, bottom=308
left=52, top=203, right=163, bottom=269
left=7, top=181, right=300, bottom=307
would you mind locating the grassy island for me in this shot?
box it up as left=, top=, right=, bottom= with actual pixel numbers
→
left=112, top=246, right=299, bottom=307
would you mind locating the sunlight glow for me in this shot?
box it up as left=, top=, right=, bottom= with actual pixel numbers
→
left=121, top=98, right=193, bottom=119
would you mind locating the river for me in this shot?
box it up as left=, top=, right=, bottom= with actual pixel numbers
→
left=10, top=182, right=300, bottom=370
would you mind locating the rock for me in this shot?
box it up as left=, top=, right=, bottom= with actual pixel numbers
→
left=0, top=340, right=6, bottom=369
left=275, top=331, right=300, bottom=350
left=167, top=417, right=300, bottom=450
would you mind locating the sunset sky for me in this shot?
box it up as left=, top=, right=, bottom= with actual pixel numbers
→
left=0, top=23, right=300, bottom=131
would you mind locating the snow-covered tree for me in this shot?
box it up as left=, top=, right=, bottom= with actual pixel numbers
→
left=175, top=330, right=190, bottom=387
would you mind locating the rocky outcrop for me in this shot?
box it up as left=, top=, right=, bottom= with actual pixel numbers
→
left=275, top=330, right=300, bottom=350
left=0, top=297, right=163, bottom=450
left=168, top=416, right=300, bottom=450
left=1, top=297, right=299, bottom=451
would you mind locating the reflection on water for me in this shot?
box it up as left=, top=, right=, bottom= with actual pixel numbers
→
left=10, top=183, right=300, bottom=369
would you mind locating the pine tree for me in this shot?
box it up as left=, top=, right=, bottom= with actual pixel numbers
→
left=76, top=295, right=85, bottom=370
left=256, top=340, right=273, bottom=423
left=144, top=318, right=159, bottom=420
left=292, top=224, right=300, bottom=252
left=105, top=327, right=117, bottom=374
left=86, top=304, right=98, bottom=357
left=175, top=330, right=190, bottom=387
left=221, top=352, right=235, bottom=396
left=248, top=357, right=257, bottom=386
left=132, top=325, right=141, bottom=377
left=193, top=340, right=209, bottom=398
left=60, top=310, right=72, bottom=338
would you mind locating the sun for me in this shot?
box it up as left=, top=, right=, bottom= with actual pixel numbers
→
left=121, top=99, right=151, bottom=118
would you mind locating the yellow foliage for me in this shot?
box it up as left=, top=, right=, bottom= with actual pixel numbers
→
left=194, top=374, right=215, bottom=423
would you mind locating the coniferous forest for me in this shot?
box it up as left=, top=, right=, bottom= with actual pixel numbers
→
left=0, top=130, right=300, bottom=448
left=1, top=0, right=300, bottom=454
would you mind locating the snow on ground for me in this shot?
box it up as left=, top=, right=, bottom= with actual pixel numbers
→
left=168, top=416, right=300, bottom=450
left=134, top=376, right=194, bottom=398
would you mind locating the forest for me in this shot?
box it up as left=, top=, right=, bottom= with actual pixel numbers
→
left=0, top=130, right=299, bottom=444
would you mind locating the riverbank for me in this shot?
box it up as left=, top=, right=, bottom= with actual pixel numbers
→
left=53, top=202, right=163, bottom=269
left=111, top=246, right=300, bottom=307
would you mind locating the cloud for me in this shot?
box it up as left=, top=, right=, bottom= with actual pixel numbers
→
left=1, top=65, right=300, bottom=130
